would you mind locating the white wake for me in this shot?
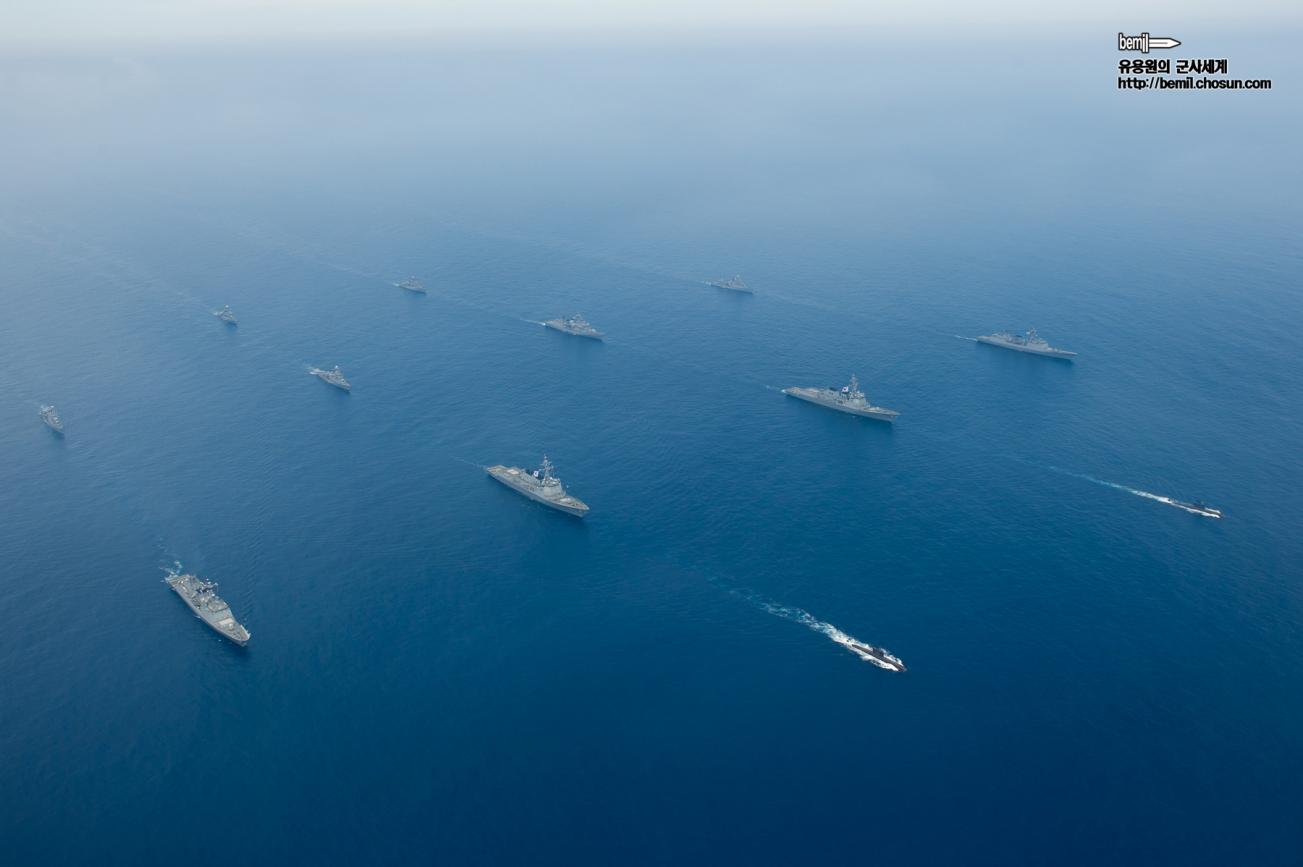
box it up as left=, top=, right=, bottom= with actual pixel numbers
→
left=741, top=593, right=905, bottom=671
left=1046, top=466, right=1221, bottom=518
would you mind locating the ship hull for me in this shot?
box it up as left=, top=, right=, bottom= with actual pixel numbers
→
left=166, top=582, right=250, bottom=646
left=975, top=336, right=1077, bottom=359
left=782, top=388, right=899, bottom=421
left=486, top=466, right=589, bottom=517
left=1168, top=500, right=1222, bottom=519
left=544, top=322, right=603, bottom=340
left=710, top=283, right=752, bottom=293
left=311, top=373, right=351, bottom=391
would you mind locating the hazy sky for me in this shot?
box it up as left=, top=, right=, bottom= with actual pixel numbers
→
left=5, top=0, right=1300, bottom=44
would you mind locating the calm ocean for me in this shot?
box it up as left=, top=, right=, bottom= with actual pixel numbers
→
left=2, top=29, right=1301, bottom=865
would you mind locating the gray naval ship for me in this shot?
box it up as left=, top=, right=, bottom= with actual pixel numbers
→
left=544, top=313, right=603, bottom=340
left=976, top=328, right=1076, bottom=359
left=396, top=276, right=426, bottom=294
left=782, top=375, right=899, bottom=422
left=309, top=365, right=351, bottom=391
left=164, top=563, right=250, bottom=646
left=39, top=405, right=64, bottom=433
left=709, top=275, right=751, bottom=293
left=486, top=455, right=589, bottom=517
left=213, top=304, right=237, bottom=325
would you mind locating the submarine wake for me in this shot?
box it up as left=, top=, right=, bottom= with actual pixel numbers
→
left=1046, top=466, right=1222, bottom=518
left=734, top=590, right=905, bottom=671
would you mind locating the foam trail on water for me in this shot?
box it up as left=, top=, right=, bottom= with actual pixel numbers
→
left=953, top=334, right=978, bottom=342
left=1045, top=466, right=1222, bottom=518
left=731, top=589, right=905, bottom=671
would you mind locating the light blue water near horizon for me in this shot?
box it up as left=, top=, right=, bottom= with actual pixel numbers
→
left=2, top=29, right=1302, bottom=865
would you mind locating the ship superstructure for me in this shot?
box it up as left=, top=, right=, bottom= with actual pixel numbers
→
left=213, top=305, right=238, bottom=325
left=164, top=563, right=251, bottom=646
left=39, top=405, right=64, bottom=433
left=976, top=328, right=1076, bottom=359
left=309, top=365, right=351, bottom=391
left=782, top=375, right=899, bottom=421
left=544, top=314, right=603, bottom=340
left=486, top=455, right=589, bottom=517
left=709, top=275, right=751, bottom=293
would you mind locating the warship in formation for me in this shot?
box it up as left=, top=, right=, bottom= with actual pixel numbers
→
left=709, top=275, right=751, bottom=293
left=782, top=375, right=899, bottom=421
left=976, top=328, right=1076, bottom=359
left=544, top=314, right=603, bottom=340
left=213, top=305, right=237, bottom=325
left=309, top=365, right=351, bottom=391
left=39, top=405, right=64, bottom=434
left=839, top=636, right=907, bottom=672
left=396, top=276, right=427, bottom=294
left=486, top=455, right=589, bottom=517
left=164, top=563, right=251, bottom=646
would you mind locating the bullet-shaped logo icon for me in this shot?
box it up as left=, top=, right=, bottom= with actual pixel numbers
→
left=1118, top=32, right=1182, bottom=53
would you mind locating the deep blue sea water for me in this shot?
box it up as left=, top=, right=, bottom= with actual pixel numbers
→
left=2, top=29, right=1302, bottom=865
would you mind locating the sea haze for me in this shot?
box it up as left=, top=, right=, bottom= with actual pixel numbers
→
left=1, top=29, right=1301, bottom=866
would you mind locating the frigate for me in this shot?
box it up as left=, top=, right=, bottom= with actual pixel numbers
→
left=309, top=365, right=351, bottom=391
left=39, top=405, right=64, bottom=433
left=486, top=455, right=589, bottom=517
left=544, top=314, right=603, bottom=340
left=976, top=328, right=1076, bottom=359
left=213, top=305, right=238, bottom=325
left=782, top=375, right=899, bottom=421
left=709, top=275, right=751, bottom=293
left=164, top=563, right=250, bottom=646
left=396, top=276, right=426, bottom=294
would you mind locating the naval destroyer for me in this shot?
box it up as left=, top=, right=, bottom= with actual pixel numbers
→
left=396, top=276, right=426, bottom=294
left=782, top=375, right=899, bottom=421
left=309, top=365, right=351, bottom=391
left=39, top=405, right=64, bottom=433
left=486, top=455, right=589, bottom=517
left=709, top=275, right=751, bottom=293
left=213, top=305, right=238, bottom=325
left=544, top=314, right=603, bottom=340
left=164, top=563, right=250, bottom=646
left=976, top=328, right=1076, bottom=359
